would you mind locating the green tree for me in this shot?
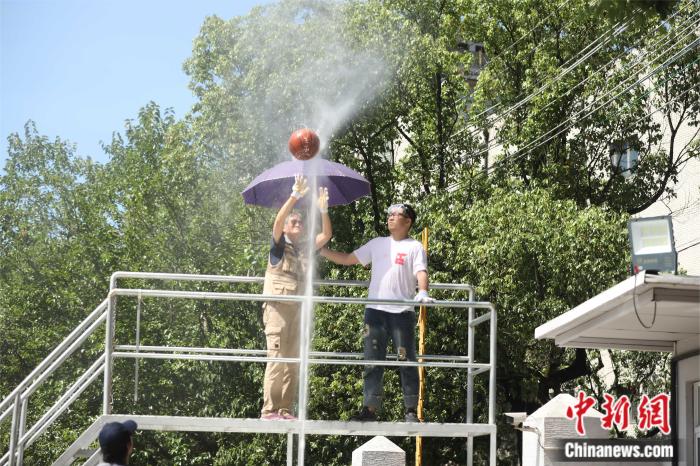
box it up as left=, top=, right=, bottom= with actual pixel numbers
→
left=0, top=122, right=119, bottom=463
left=2, top=0, right=692, bottom=464
left=463, top=0, right=700, bottom=213
left=419, top=186, right=633, bottom=463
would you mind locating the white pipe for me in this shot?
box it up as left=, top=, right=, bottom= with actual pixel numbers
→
left=26, top=364, right=105, bottom=447
left=16, top=397, right=27, bottom=465
left=286, top=433, right=294, bottom=466
left=7, top=393, right=20, bottom=466
left=109, top=287, right=490, bottom=309
left=109, top=271, right=474, bottom=292
left=103, top=296, right=115, bottom=415
left=0, top=299, right=108, bottom=417
left=114, top=345, right=471, bottom=361
left=467, top=288, right=475, bottom=466
left=21, top=357, right=105, bottom=446
left=0, top=310, right=107, bottom=425
left=111, top=351, right=490, bottom=369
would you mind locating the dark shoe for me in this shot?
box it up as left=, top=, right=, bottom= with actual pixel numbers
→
left=405, top=409, right=421, bottom=423
left=350, top=406, right=377, bottom=422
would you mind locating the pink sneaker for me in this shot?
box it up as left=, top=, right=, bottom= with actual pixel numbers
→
left=278, top=410, right=297, bottom=420
left=261, top=412, right=282, bottom=420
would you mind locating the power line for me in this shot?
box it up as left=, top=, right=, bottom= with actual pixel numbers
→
left=446, top=3, right=695, bottom=156
left=479, top=52, right=700, bottom=180
left=466, top=12, right=638, bottom=129
left=463, top=9, right=700, bottom=163
left=677, top=239, right=700, bottom=253
left=485, top=36, right=700, bottom=174
left=463, top=25, right=700, bottom=178
left=393, top=3, right=698, bottom=197
left=441, top=46, right=700, bottom=193
left=498, top=8, right=699, bottom=132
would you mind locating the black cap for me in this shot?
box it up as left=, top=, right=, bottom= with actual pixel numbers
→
left=99, top=420, right=137, bottom=458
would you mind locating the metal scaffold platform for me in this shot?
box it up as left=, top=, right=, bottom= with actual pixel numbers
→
left=1, top=272, right=497, bottom=465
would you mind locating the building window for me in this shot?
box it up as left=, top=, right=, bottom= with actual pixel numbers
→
left=610, top=145, right=639, bottom=178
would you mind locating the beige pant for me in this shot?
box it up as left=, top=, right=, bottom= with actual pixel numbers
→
left=261, top=302, right=300, bottom=415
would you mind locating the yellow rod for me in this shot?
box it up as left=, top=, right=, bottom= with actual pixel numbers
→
left=416, top=227, right=428, bottom=466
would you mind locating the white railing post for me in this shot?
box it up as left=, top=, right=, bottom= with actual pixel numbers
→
left=467, top=289, right=475, bottom=466
left=103, top=295, right=115, bottom=415
left=8, top=393, right=21, bottom=466
left=286, top=433, right=294, bottom=466
left=16, top=397, right=28, bottom=465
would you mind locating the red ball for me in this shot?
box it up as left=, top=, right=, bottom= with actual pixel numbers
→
left=288, top=128, right=320, bottom=160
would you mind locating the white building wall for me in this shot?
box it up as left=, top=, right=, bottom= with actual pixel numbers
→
left=675, top=337, right=700, bottom=466
left=636, top=119, right=700, bottom=276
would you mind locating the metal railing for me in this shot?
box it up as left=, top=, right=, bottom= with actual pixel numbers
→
left=0, top=300, right=109, bottom=466
left=1, top=272, right=496, bottom=466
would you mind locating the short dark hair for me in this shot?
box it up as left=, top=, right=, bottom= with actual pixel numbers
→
left=401, top=204, right=417, bottom=225
left=388, top=203, right=417, bottom=226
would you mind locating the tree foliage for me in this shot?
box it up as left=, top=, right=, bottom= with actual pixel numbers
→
left=464, top=0, right=699, bottom=213
left=2, top=0, right=693, bottom=464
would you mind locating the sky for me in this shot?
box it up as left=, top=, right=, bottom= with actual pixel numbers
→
left=0, top=0, right=270, bottom=171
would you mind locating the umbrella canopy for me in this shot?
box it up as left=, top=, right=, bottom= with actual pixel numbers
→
left=241, top=158, right=370, bottom=208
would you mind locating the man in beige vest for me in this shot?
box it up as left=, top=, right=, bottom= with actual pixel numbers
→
left=261, top=175, right=332, bottom=420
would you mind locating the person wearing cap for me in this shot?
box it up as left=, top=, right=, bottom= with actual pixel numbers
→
left=97, top=420, right=137, bottom=465
left=320, top=203, right=433, bottom=422
left=260, top=175, right=331, bottom=420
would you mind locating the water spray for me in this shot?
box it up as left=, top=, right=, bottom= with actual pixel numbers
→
left=295, top=128, right=321, bottom=465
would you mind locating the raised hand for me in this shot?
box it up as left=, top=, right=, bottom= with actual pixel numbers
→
left=291, top=174, right=309, bottom=199
left=318, top=187, right=329, bottom=213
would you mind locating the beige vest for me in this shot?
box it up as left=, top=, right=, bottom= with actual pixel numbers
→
left=263, top=239, right=307, bottom=299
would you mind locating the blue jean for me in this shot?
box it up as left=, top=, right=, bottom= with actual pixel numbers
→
left=363, top=308, right=418, bottom=410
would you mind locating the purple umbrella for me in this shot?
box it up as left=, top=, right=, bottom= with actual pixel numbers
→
left=241, top=158, right=370, bottom=208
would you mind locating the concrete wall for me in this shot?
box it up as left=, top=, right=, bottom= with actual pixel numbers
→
left=638, top=117, right=700, bottom=276
left=676, top=347, right=700, bottom=466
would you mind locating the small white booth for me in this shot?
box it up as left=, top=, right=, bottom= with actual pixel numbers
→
left=535, top=272, right=700, bottom=466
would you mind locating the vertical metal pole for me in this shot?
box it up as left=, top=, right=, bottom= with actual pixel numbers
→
left=466, top=289, right=475, bottom=466
left=489, top=305, right=497, bottom=466
left=17, top=396, right=28, bottom=465
left=286, top=433, right=294, bottom=466
left=8, top=393, right=21, bottom=466
left=103, top=295, right=115, bottom=415
left=134, top=292, right=142, bottom=402
left=416, top=227, right=428, bottom=466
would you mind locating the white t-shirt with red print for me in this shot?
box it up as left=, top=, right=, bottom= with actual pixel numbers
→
left=352, top=236, right=428, bottom=313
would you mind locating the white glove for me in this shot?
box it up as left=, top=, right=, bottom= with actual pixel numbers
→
left=291, top=174, right=309, bottom=199
left=318, top=187, right=329, bottom=213
left=414, top=290, right=435, bottom=303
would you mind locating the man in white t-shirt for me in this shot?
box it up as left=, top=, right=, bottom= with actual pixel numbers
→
left=320, top=203, right=433, bottom=422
